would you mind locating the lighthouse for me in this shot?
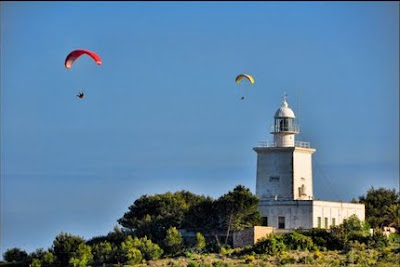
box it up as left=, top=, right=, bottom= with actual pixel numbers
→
left=253, top=94, right=365, bottom=230
left=255, top=94, right=315, bottom=202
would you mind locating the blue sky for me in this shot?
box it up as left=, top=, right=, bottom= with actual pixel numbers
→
left=1, top=1, right=398, bottom=255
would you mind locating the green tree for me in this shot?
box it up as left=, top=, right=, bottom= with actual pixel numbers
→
left=358, top=187, right=399, bottom=228
left=29, top=248, right=54, bottom=267
left=194, top=232, right=206, bottom=252
left=30, top=248, right=46, bottom=260
left=133, top=236, right=163, bottom=260
left=3, top=247, right=29, bottom=263
left=88, top=225, right=130, bottom=248
left=330, top=215, right=370, bottom=251
left=118, top=191, right=207, bottom=242
left=384, top=203, right=400, bottom=231
left=31, top=258, right=41, bottom=267
left=52, top=232, right=86, bottom=266
left=92, top=241, right=114, bottom=265
left=182, top=196, right=216, bottom=234
left=183, top=196, right=224, bottom=246
left=215, top=185, right=261, bottom=245
left=163, top=226, right=183, bottom=256
left=69, top=243, right=93, bottom=267
left=342, top=214, right=367, bottom=232
left=106, top=225, right=130, bottom=245
left=42, top=251, right=55, bottom=266
left=119, top=235, right=143, bottom=265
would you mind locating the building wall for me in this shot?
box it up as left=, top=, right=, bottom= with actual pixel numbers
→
left=258, top=200, right=313, bottom=229
left=258, top=200, right=365, bottom=230
left=293, top=148, right=315, bottom=200
left=232, top=226, right=274, bottom=248
left=312, top=200, right=365, bottom=229
left=255, top=147, right=295, bottom=200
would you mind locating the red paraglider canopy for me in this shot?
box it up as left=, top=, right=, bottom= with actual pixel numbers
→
left=65, top=49, right=102, bottom=69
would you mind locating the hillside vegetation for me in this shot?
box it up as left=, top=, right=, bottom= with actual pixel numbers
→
left=2, top=186, right=399, bottom=266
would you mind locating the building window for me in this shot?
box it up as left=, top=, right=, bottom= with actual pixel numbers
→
left=262, top=217, right=268, bottom=226
left=269, top=176, right=280, bottom=182
left=332, top=218, right=336, bottom=227
left=324, top=217, right=328, bottom=229
left=317, top=217, right=321, bottom=228
left=278, top=217, right=285, bottom=229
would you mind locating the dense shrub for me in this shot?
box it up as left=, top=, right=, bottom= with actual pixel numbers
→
left=187, top=260, right=201, bottom=267
left=284, top=231, right=314, bottom=251
left=91, top=241, right=116, bottom=265
left=163, top=227, right=183, bottom=256
left=194, top=232, right=206, bottom=252
left=243, top=254, right=255, bottom=264
left=279, top=252, right=296, bottom=265
left=303, top=228, right=343, bottom=250
left=30, top=258, right=41, bottom=267
left=120, top=236, right=143, bottom=265
left=253, top=234, right=286, bottom=255
left=133, top=236, right=163, bottom=260
left=345, top=246, right=379, bottom=266
left=212, top=261, right=229, bottom=267
left=367, top=229, right=389, bottom=249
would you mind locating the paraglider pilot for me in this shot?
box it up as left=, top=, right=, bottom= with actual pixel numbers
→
left=76, top=92, right=85, bottom=99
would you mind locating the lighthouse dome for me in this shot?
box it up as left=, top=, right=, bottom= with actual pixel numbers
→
left=274, top=98, right=295, bottom=118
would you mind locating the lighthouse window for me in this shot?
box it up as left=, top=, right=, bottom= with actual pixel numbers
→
left=270, top=176, right=280, bottom=182
left=279, top=119, right=289, bottom=131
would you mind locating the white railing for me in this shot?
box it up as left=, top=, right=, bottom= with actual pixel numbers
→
left=257, top=141, right=276, bottom=147
left=269, top=124, right=300, bottom=133
left=295, top=141, right=311, bottom=148
left=256, top=141, right=310, bottom=148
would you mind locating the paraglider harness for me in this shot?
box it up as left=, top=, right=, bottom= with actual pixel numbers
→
left=77, top=92, right=85, bottom=99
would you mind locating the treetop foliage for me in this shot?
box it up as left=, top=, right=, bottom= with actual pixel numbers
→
left=358, top=186, right=400, bottom=229
left=117, top=185, right=261, bottom=246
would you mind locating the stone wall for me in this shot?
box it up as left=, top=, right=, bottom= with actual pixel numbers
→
left=232, top=226, right=274, bottom=248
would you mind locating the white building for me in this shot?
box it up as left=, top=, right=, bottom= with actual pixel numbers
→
left=254, top=95, right=365, bottom=230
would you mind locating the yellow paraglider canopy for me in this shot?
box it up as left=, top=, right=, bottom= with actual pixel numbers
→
left=235, top=74, right=255, bottom=84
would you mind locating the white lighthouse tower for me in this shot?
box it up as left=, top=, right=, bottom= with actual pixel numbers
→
left=253, top=94, right=365, bottom=230
left=255, top=94, right=315, bottom=202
